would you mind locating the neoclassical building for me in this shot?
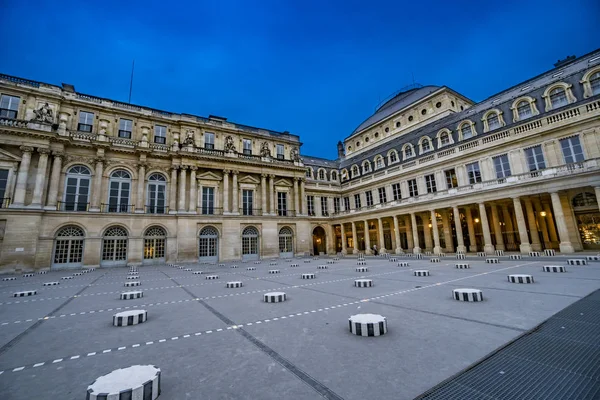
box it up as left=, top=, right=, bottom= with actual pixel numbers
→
left=1, top=49, right=599, bottom=271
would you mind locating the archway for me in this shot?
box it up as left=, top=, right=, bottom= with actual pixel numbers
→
left=278, top=227, right=294, bottom=258
left=241, top=226, right=260, bottom=261
left=101, top=226, right=128, bottom=267
left=312, top=226, right=326, bottom=255
left=572, top=191, right=600, bottom=250
left=199, top=226, right=219, bottom=263
left=143, top=226, right=166, bottom=264
left=52, top=225, right=85, bottom=269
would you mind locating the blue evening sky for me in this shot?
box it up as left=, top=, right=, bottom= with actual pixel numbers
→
left=1, top=0, right=598, bottom=159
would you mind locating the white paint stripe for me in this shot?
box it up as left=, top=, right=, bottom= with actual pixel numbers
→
left=13, top=367, right=24, bottom=372
left=52, top=359, right=63, bottom=363
left=33, top=363, right=45, bottom=367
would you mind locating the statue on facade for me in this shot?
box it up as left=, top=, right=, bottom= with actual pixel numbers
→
left=260, top=141, right=271, bottom=157
left=183, top=129, right=195, bottom=146
left=32, top=102, right=54, bottom=123
left=224, top=135, right=236, bottom=152
left=290, top=146, right=300, bottom=162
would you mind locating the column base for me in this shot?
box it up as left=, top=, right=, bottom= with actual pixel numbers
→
left=413, top=247, right=421, bottom=254
left=495, top=244, right=506, bottom=251
left=456, top=245, right=467, bottom=253
left=365, top=249, right=372, bottom=255
left=531, top=243, right=542, bottom=251
left=352, top=249, right=358, bottom=254
left=43, top=205, right=57, bottom=210
left=134, top=209, right=145, bottom=214
left=484, top=244, right=495, bottom=255
left=559, top=242, right=575, bottom=253
left=395, top=248, right=402, bottom=254
left=8, top=203, right=24, bottom=208
left=433, top=246, right=442, bottom=254
left=341, top=248, right=347, bottom=255
left=168, top=210, right=178, bottom=215
left=519, top=243, right=532, bottom=253
left=468, top=245, right=477, bottom=252
left=89, top=207, right=100, bottom=212
left=25, top=203, right=43, bottom=209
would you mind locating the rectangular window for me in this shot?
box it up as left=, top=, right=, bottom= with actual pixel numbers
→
left=154, top=125, right=166, bottom=144
left=445, top=169, right=458, bottom=188
left=392, top=183, right=401, bottom=201
left=493, top=154, right=512, bottom=179
left=365, top=191, right=374, bottom=207
left=118, top=119, right=133, bottom=138
left=343, top=196, right=350, bottom=211
left=0, top=94, right=19, bottom=119
left=205, top=132, right=215, bottom=149
left=277, top=192, right=287, bottom=216
left=560, top=136, right=584, bottom=163
left=425, top=174, right=437, bottom=193
left=276, top=144, right=284, bottom=159
left=78, top=111, right=94, bottom=132
left=242, top=189, right=254, bottom=215
left=524, top=145, right=546, bottom=172
left=243, top=139, right=252, bottom=155
left=307, top=195, right=315, bottom=216
left=0, top=169, right=8, bottom=206
left=408, top=179, right=418, bottom=197
left=378, top=187, right=387, bottom=203
left=466, top=162, right=482, bottom=184
left=202, top=187, right=214, bottom=214
left=333, top=197, right=340, bottom=214
left=321, top=197, right=329, bottom=216
left=354, top=194, right=362, bottom=209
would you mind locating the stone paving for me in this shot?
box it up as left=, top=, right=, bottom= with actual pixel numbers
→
left=0, top=254, right=599, bottom=399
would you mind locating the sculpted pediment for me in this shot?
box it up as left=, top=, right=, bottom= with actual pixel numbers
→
left=197, top=171, right=222, bottom=181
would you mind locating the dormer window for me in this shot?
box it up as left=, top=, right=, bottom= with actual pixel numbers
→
left=318, top=169, right=326, bottom=180
left=440, top=132, right=450, bottom=146
left=421, top=138, right=431, bottom=152
left=404, top=145, right=413, bottom=158
left=389, top=150, right=398, bottom=163
left=375, top=157, right=383, bottom=169
left=363, top=162, right=371, bottom=173
left=517, top=100, right=532, bottom=119
left=486, top=113, right=499, bottom=130
left=459, top=123, right=474, bottom=140
left=331, top=171, right=337, bottom=181
left=352, top=166, right=360, bottom=177
left=549, top=87, right=568, bottom=108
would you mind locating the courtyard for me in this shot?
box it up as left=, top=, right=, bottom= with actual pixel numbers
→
left=0, top=254, right=599, bottom=399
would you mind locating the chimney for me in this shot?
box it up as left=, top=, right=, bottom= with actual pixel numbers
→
left=553, top=55, right=576, bottom=68
left=337, top=141, right=345, bottom=158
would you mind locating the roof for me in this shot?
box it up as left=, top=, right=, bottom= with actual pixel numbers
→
left=302, top=155, right=340, bottom=169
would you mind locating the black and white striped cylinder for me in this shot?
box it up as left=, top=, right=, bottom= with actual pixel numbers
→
left=456, top=254, right=466, bottom=260
left=268, top=269, right=280, bottom=274
left=348, top=313, right=387, bottom=337
left=452, top=288, right=483, bottom=302
left=430, top=258, right=440, bottom=263
left=414, top=270, right=430, bottom=277
left=269, top=262, right=278, bottom=266
left=81, top=269, right=90, bottom=274
left=567, top=259, right=587, bottom=265
left=389, top=257, right=397, bottom=262
left=455, top=263, right=470, bottom=269
left=424, top=251, right=432, bottom=256
left=301, top=273, right=316, bottom=279
left=22, top=273, right=34, bottom=278
left=264, top=292, right=286, bottom=303
left=177, top=266, right=185, bottom=269
left=38, top=270, right=48, bottom=274
left=333, top=257, right=340, bottom=261
left=127, top=271, right=138, bottom=275
left=415, top=253, right=423, bottom=259
left=290, top=263, right=299, bottom=267
left=2, top=277, right=16, bottom=281
left=486, top=258, right=500, bottom=264
left=124, top=281, right=141, bottom=287
left=543, top=265, right=566, bottom=273
left=184, top=268, right=193, bottom=271
left=86, top=268, right=96, bottom=272
left=312, top=257, right=319, bottom=260
left=357, top=254, right=365, bottom=261
left=509, top=254, right=522, bottom=260
left=437, top=253, right=447, bottom=257
left=205, top=275, right=219, bottom=280
left=477, top=252, right=486, bottom=257
left=43, top=281, right=60, bottom=286
left=326, top=260, right=335, bottom=264
left=218, top=263, right=225, bottom=267
left=72, top=272, right=83, bottom=276
left=398, top=262, right=409, bottom=267
left=254, top=261, right=262, bottom=264
left=61, top=276, right=74, bottom=280
left=354, top=279, right=373, bottom=287
left=529, top=251, right=541, bottom=257
left=13, top=290, right=36, bottom=297
left=87, top=365, right=161, bottom=400
left=494, top=250, right=504, bottom=256
left=126, top=275, right=139, bottom=280
left=120, top=291, right=143, bottom=300
left=192, top=271, right=204, bottom=275
left=230, top=265, right=239, bottom=268
left=356, top=266, right=368, bottom=272
left=357, top=260, right=367, bottom=265
left=246, top=267, right=256, bottom=271
left=113, top=310, right=148, bottom=327
left=317, top=265, right=328, bottom=269
left=508, top=274, right=534, bottom=284
left=226, top=281, right=243, bottom=288
left=544, top=249, right=556, bottom=256
left=586, top=255, right=600, bottom=261
left=304, top=259, right=311, bottom=263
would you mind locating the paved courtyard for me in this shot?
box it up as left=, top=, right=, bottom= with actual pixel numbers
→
left=0, top=254, right=599, bottom=399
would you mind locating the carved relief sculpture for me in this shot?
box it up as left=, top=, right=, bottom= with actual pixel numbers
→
left=290, top=146, right=300, bottom=162
left=260, top=141, right=271, bottom=157
left=32, top=102, right=54, bottom=123
left=224, top=135, right=236, bottom=152
left=183, top=129, right=195, bottom=146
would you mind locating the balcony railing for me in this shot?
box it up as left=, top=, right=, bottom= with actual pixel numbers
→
left=240, top=208, right=262, bottom=216
left=277, top=209, right=296, bottom=217
left=196, top=207, right=223, bottom=215
left=101, top=203, right=135, bottom=213
left=145, top=205, right=169, bottom=214
left=0, top=197, right=11, bottom=208
left=57, top=201, right=89, bottom=212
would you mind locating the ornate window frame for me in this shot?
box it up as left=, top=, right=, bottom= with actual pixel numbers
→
left=362, top=160, right=371, bottom=174
left=340, top=168, right=349, bottom=181
left=374, top=155, right=385, bottom=170
left=387, top=149, right=399, bottom=164
left=402, top=143, right=415, bottom=160
left=317, top=168, right=327, bottom=181
left=542, top=82, right=576, bottom=111
left=418, top=136, right=433, bottom=154
left=481, top=109, right=505, bottom=132
left=330, top=170, right=338, bottom=181
left=351, top=165, right=360, bottom=178
left=457, top=120, right=477, bottom=141
left=510, top=96, right=539, bottom=122
left=580, top=67, right=600, bottom=98
left=436, top=129, right=453, bottom=148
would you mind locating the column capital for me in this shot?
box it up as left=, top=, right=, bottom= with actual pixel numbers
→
left=37, top=148, right=51, bottom=155
left=93, top=157, right=106, bottom=166
left=268, top=174, right=275, bottom=179
left=171, top=165, right=180, bottom=171
left=223, top=169, right=231, bottom=175
left=179, top=165, right=189, bottom=171
left=135, top=162, right=148, bottom=169
left=231, top=170, right=239, bottom=175
left=20, top=146, right=34, bottom=153
left=300, top=177, right=307, bottom=183
left=189, top=166, right=198, bottom=171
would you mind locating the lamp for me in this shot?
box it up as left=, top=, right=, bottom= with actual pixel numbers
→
left=474, top=218, right=480, bottom=223
left=428, top=223, right=432, bottom=228
left=540, top=211, right=547, bottom=217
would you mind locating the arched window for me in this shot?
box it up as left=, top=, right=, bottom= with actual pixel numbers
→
left=517, top=100, right=532, bottom=120
left=101, top=226, right=128, bottom=266
left=107, top=170, right=132, bottom=212
left=352, top=165, right=360, bottom=178
left=459, top=122, right=474, bottom=140
left=242, top=226, right=259, bottom=260
left=278, top=226, right=293, bottom=257
left=590, top=71, right=600, bottom=96
left=331, top=171, right=338, bottom=181
left=340, top=169, right=349, bottom=181
left=438, top=130, right=451, bottom=147
left=53, top=225, right=85, bottom=268
left=305, top=168, right=313, bottom=178
left=362, top=161, right=371, bottom=173
left=63, top=165, right=91, bottom=211
left=421, top=138, right=431, bottom=153
left=375, top=157, right=384, bottom=170
left=549, top=87, right=568, bottom=108
left=318, top=169, right=326, bottom=180
left=486, top=112, right=500, bottom=130
left=147, top=173, right=167, bottom=214
left=404, top=144, right=414, bottom=158
left=389, top=150, right=398, bottom=164
left=199, top=226, right=219, bottom=262
left=143, top=226, right=166, bottom=261
left=572, top=192, right=598, bottom=208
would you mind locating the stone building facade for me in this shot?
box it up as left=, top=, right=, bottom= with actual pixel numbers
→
left=1, top=49, right=600, bottom=271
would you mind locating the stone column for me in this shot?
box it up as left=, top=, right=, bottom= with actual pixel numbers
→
left=89, top=158, right=104, bottom=212
left=441, top=210, right=453, bottom=252
left=377, top=217, right=386, bottom=252
left=364, top=221, right=371, bottom=254
left=45, top=152, right=63, bottom=209
left=478, top=202, right=495, bottom=254
left=393, top=216, right=402, bottom=254
left=188, top=167, right=197, bottom=213
left=223, top=170, right=230, bottom=214
left=405, top=215, right=414, bottom=250
left=10, top=146, right=33, bottom=207
left=178, top=166, right=187, bottom=212
left=410, top=213, right=421, bottom=253
left=293, top=178, right=300, bottom=215
left=135, top=163, right=146, bottom=213
left=490, top=204, right=505, bottom=250
left=502, top=205, right=515, bottom=245
left=269, top=174, right=275, bottom=215
left=523, top=198, right=542, bottom=251
left=259, top=173, right=267, bottom=215
left=29, top=148, right=50, bottom=208
left=595, top=187, right=600, bottom=212
left=431, top=210, right=442, bottom=254
left=341, top=223, right=348, bottom=254
left=512, top=197, right=532, bottom=253
left=169, top=166, right=178, bottom=214
left=533, top=199, right=550, bottom=247
left=351, top=221, right=358, bottom=254
left=453, top=206, right=466, bottom=253
left=543, top=202, right=559, bottom=243
left=300, top=178, right=307, bottom=215
left=550, top=192, right=574, bottom=253
left=465, top=207, right=477, bottom=252
left=232, top=170, right=239, bottom=214
left=423, top=213, right=432, bottom=251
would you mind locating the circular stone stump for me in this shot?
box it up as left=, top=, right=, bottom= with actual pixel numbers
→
left=348, top=314, right=387, bottom=337
left=317, top=265, right=328, bottom=269
left=113, top=310, right=148, bottom=327
left=269, top=262, right=277, bottom=266
left=72, top=272, right=83, bottom=276
left=304, top=260, right=311, bottom=263
left=126, top=275, right=139, bottom=280
left=230, top=265, right=238, bottom=268
left=13, top=290, right=36, bottom=297
left=226, top=281, right=243, bottom=288
left=205, top=275, right=219, bottom=280
left=455, top=263, right=470, bottom=269
left=43, top=282, right=60, bottom=286
left=397, top=262, right=409, bottom=267
left=87, top=365, right=161, bottom=400
left=264, top=292, right=286, bottom=303
left=3, top=277, right=16, bottom=281
left=327, top=260, right=335, bottom=264
left=543, top=265, right=566, bottom=273
left=61, top=276, right=74, bottom=280
left=453, top=288, right=483, bottom=302
left=192, top=271, right=203, bottom=275
left=120, top=291, right=143, bottom=300
left=127, top=271, right=138, bottom=275
left=254, top=261, right=262, bottom=265
left=124, top=281, right=141, bottom=287
left=246, top=267, right=256, bottom=271
left=414, top=270, right=430, bottom=277
left=22, top=273, right=34, bottom=278
left=301, top=273, right=316, bottom=279
left=38, top=271, right=48, bottom=274
left=356, top=266, right=368, bottom=272
left=354, top=279, right=373, bottom=288
left=184, top=268, right=193, bottom=271
left=290, top=263, right=299, bottom=267
left=508, top=274, right=534, bottom=284
left=268, top=269, right=280, bottom=274
left=218, top=263, right=225, bottom=267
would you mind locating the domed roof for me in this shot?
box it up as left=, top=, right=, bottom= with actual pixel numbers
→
left=350, top=85, right=441, bottom=136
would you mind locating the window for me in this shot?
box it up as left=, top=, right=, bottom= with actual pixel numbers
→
left=352, top=166, right=360, bottom=177
left=436, top=102, right=442, bottom=108
left=242, top=190, right=254, bottom=215
left=466, top=162, right=482, bottom=184
left=0, top=94, right=19, bottom=119
left=421, top=109, right=427, bottom=115
left=0, top=169, right=8, bottom=206
left=392, top=183, right=401, bottom=201
left=486, top=112, right=500, bottom=130
left=404, top=145, right=413, bottom=158
left=572, top=192, right=598, bottom=207
left=591, top=71, right=600, bottom=96
left=517, top=100, right=532, bottom=120
left=396, top=121, right=401, bottom=128
left=365, top=191, right=374, bottom=207
left=460, top=123, right=473, bottom=140
left=560, top=136, right=584, bottom=163
left=154, top=125, right=166, bottom=144
left=331, top=171, right=338, bottom=181
left=243, top=139, right=252, bottom=155
left=307, top=195, right=315, bottom=216
left=143, top=226, right=166, bottom=260
left=278, top=227, right=293, bottom=255
left=101, top=226, right=128, bottom=264
left=363, top=162, right=371, bottom=173
left=204, top=132, right=215, bottom=149
left=146, top=173, right=167, bottom=213
left=78, top=111, right=94, bottom=132
left=549, top=87, right=568, bottom=108
left=425, top=174, right=437, bottom=193
left=524, top=146, right=546, bottom=172
left=375, top=157, right=384, bottom=169
left=63, top=165, right=91, bottom=211
left=493, top=154, right=512, bottom=179
left=318, top=169, right=326, bottom=180
left=421, top=138, right=431, bottom=152
left=445, top=169, right=458, bottom=189
left=202, top=187, right=215, bottom=214
left=365, top=137, right=370, bottom=143
left=333, top=198, right=340, bottom=214
left=306, top=168, right=312, bottom=178
left=389, top=151, right=398, bottom=163
left=53, top=226, right=85, bottom=267
left=408, top=179, right=418, bottom=197
left=439, top=131, right=451, bottom=146
left=343, top=196, right=350, bottom=211
left=354, top=194, right=362, bottom=209
left=277, top=192, right=288, bottom=216
left=276, top=144, right=284, bottom=159
left=118, top=119, right=133, bottom=138
left=107, top=170, right=131, bottom=212
left=378, top=187, right=387, bottom=203
left=321, top=197, right=329, bottom=216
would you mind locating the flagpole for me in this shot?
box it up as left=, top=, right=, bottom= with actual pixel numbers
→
left=128, top=60, right=135, bottom=104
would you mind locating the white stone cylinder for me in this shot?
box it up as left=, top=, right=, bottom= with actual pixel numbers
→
left=264, top=292, right=286, bottom=302
left=124, top=281, right=141, bottom=287
left=126, top=275, right=139, bottom=280
left=246, top=267, right=256, bottom=271
left=113, top=310, right=147, bottom=326
left=22, top=273, right=34, bottom=278
left=87, top=365, right=160, bottom=400
left=508, top=274, right=534, bottom=284
left=414, top=270, right=430, bottom=277
left=3, top=277, right=16, bottom=281
left=61, top=276, right=74, bottom=280
left=72, top=272, right=83, bottom=276
left=226, top=281, right=243, bottom=288
left=268, top=269, right=280, bottom=274
left=453, top=288, right=483, bottom=302
left=509, top=255, right=522, bottom=260
left=301, top=273, right=316, bottom=279
left=184, top=268, right=193, bottom=271
left=543, top=265, right=566, bottom=272
left=38, top=271, right=48, bottom=274
left=290, top=263, right=299, bottom=267
left=485, top=258, right=499, bottom=264
left=327, top=260, right=335, bottom=264
left=356, top=266, right=368, bottom=272
left=455, top=263, right=470, bottom=269
left=205, top=275, right=219, bottom=280
left=120, top=291, right=143, bottom=300
left=230, top=265, right=239, bottom=268
left=354, top=279, right=373, bottom=287
left=397, top=262, right=409, bottom=267
left=317, top=265, right=328, bottom=269
left=430, top=258, right=440, bottom=263
left=357, top=260, right=367, bottom=265
left=567, top=259, right=587, bottom=265
left=348, top=313, right=387, bottom=337
left=456, top=254, right=466, bottom=259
